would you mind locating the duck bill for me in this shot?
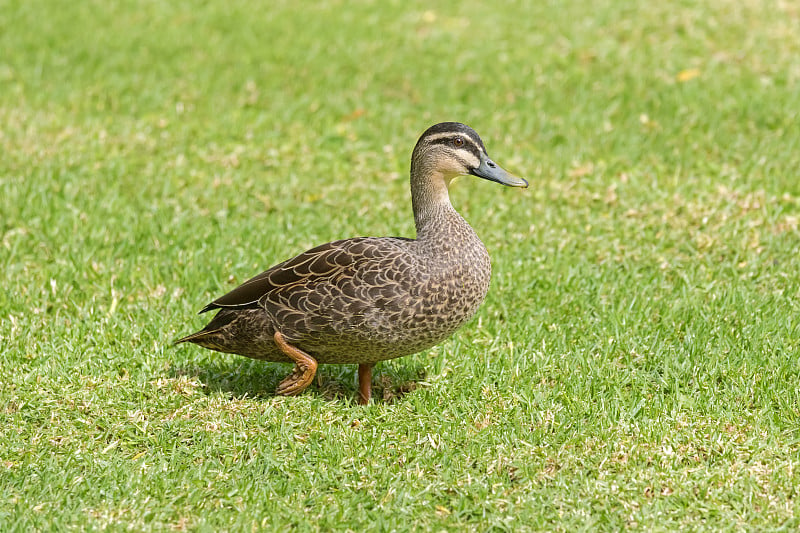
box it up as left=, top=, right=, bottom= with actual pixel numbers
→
left=470, top=153, right=528, bottom=188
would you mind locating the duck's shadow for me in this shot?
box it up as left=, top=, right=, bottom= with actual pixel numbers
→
left=169, top=358, right=427, bottom=404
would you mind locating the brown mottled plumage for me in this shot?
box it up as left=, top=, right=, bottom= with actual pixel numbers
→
left=176, top=122, right=527, bottom=403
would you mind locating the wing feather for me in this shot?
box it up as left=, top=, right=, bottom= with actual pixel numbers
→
left=199, top=237, right=413, bottom=315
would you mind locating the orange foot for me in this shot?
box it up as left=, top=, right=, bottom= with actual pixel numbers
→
left=273, top=331, right=318, bottom=396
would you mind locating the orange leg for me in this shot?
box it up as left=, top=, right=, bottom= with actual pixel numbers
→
left=358, top=363, right=374, bottom=405
left=273, top=331, right=318, bottom=397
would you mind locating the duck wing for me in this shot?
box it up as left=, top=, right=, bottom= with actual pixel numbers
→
left=199, top=237, right=412, bottom=314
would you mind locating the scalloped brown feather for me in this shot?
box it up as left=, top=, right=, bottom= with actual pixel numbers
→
left=175, top=228, right=489, bottom=365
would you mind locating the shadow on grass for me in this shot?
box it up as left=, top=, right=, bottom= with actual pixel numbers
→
left=169, top=356, right=428, bottom=404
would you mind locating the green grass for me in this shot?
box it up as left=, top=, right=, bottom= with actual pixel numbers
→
left=2, top=0, right=800, bottom=530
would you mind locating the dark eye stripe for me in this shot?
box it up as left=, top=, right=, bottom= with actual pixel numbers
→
left=418, top=122, right=488, bottom=151
left=429, top=137, right=482, bottom=160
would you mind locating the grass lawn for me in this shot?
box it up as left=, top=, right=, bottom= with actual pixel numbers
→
left=2, top=0, right=800, bottom=530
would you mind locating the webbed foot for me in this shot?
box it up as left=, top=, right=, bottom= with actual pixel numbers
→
left=273, top=331, right=318, bottom=396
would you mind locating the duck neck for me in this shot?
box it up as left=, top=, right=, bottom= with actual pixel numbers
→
left=411, top=169, right=471, bottom=244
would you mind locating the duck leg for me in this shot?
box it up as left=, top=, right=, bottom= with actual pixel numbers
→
left=273, top=331, right=318, bottom=396
left=358, top=363, right=374, bottom=405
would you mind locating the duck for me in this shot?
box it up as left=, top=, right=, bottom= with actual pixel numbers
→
left=176, top=122, right=527, bottom=404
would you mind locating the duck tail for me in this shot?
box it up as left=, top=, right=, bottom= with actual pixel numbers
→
left=173, top=330, right=209, bottom=345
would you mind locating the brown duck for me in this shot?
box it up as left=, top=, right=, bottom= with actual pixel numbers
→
left=176, top=122, right=527, bottom=404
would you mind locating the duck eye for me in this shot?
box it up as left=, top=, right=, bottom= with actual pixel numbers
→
left=453, top=137, right=464, bottom=148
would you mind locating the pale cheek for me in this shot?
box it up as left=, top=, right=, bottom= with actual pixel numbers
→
left=443, top=161, right=466, bottom=175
